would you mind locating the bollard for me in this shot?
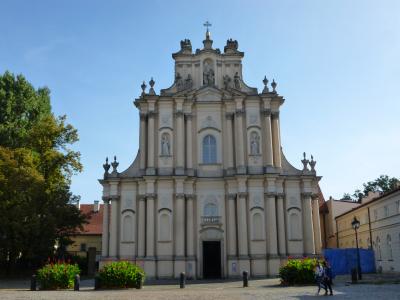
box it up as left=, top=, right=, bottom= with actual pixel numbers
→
left=351, top=268, right=357, bottom=284
left=74, top=274, right=80, bottom=291
left=30, top=275, right=37, bottom=291
left=94, top=275, right=100, bottom=290
left=180, top=272, right=186, bottom=289
left=242, top=270, right=249, bottom=287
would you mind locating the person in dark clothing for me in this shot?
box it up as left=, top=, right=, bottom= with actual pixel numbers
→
left=323, top=261, right=333, bottom=296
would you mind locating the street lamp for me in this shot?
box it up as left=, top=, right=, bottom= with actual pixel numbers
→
left=351, top=216, right=362, bottom=280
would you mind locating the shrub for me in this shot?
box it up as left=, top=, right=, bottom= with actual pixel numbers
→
left=98, top=261, right=145, bottom=289
left=37, top=262, right=80, bottom=290
left=279, top=258, right=321, bottom=286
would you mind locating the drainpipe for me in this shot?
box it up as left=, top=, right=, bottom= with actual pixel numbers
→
left=367, top=207, right=373, bottom=249
left=335, top=218, right=339, bottom=248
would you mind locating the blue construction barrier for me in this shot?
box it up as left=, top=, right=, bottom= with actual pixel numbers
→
left=322, top=248, right=376, bottom=277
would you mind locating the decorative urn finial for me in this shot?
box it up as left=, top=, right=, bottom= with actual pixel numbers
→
left=111, top=155, right=119, bottom=174
left=149, top=77, right=156, bottom=95
left=301, top=152, right=310, bottom=171
left=141, top=81, right=147, bottom=96
left=309, top=155, right=317, bottom=172
left=262, top=76, right=269, bottom=93
left=103, top=157, right=110, bottom=179
left=271, top=79, right=277, bottom=93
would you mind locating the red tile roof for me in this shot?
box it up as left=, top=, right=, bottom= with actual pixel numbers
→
left=78, top=204, right=104, bottom=235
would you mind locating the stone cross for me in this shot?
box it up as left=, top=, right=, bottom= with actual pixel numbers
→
left=203, top=21, right=212, bottom=31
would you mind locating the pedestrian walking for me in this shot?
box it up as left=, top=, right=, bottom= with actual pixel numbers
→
left=315, top=262, right=327, bottom=295
left=323, top=261, right=333, bottom=296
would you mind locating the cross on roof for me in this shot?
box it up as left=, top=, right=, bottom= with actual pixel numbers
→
left=203, top=21, right=212, bottom=31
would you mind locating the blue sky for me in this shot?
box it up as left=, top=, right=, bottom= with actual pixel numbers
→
left=1, top=0, right=399, bottom=202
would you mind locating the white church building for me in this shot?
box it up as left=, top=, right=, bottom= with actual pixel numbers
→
left=99, top=28, right=322, bottom=279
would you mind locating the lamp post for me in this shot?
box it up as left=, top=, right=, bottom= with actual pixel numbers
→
left=351, top=216, right=362, bottom=280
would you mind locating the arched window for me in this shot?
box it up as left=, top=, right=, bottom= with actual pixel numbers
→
left=387, top=234, right=392, bottom=260
left=376, top=237, right=381, bottom=260
left=204, top=203, right=218, bottom=216
left=252, top=212, right=263, bottom=240
left=159, top=213, right=171, bottom=241
left=122, top=214, right=134, bottom=242
left=289, top=212, right=301, bottom=240
left=203, top=135, right=217, bottom=164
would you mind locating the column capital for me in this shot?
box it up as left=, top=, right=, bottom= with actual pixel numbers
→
left=237, top=192, right=248, bottom=198
left=185, top=194, right=196, bottom=200
left=109, top=195, right=120, bottom=201
left=262, top=108, right=271, bottom=116
left=102, top=196, right=110, bottom=203
left=148, top=111, right=157, bottom=119
left=175, top=193, right=185, bottom=200
left=138, top=194, right=146, bottom=201
left=276, top=193, right=285, bottom=199
left=311, top=193, right=319, bottom=200
left=225, top=112, right=234, bottom=120
left=184, top=113, right=193, bottom=120
left=271, top=111, right=280, bottom=118
left=227, top=193, right=236, bottom=200
left=146, top=193, right=157, bottom=200
left=174, top=110, right=184, bottom=118
left=301, top=192, right=312, bottom=199
left=235, top=109, right=245, bottom=117
left=140, top=112, right=147, bottom=120
left=265, top=192, right=276, bottom=198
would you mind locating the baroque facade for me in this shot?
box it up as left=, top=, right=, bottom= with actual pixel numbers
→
left=99, top=30, right=322, bottom=279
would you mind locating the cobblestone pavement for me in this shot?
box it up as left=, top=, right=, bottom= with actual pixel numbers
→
left=0, top=278, right=399, bottom=300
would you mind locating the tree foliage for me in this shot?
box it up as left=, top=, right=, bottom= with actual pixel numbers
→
left=0, top=71, right=87, bottom=274
left=342, top=175, right=399, bottom=202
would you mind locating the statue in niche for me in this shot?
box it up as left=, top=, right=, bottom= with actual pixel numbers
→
left=234, top=72, right=241, bottom=89
left=161, top=133, right=170, bottom=156
left=203, top=60, right=215, bottom=86
left=185, top=74, right=193, bottom=89
left=250, top=132, right=260, bottom=155
left=223, top=75, right=231, bottom=89
left=175, top=72, right=184, bottom=91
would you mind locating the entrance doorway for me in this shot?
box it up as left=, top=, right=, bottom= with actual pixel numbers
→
left=202, top=241, right=221, bottom=278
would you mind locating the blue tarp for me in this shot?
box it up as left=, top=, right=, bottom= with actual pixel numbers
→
left=323, top=248, right=376, bottom=277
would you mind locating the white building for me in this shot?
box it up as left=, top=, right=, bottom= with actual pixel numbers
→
left=99, top=29, right=322, bottom=279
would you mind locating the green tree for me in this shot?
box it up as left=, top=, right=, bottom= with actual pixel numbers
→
left=342, top=175, right=399, bottom=202
left=0, top=71, right=87, bottom=274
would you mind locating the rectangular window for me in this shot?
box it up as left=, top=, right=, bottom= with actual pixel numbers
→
left=374, top=209, right=378, bottom=220
left=80, top=243, right=87, bottom=252
left=396, top=201, right=400, bottom=213
left=384, top=206, right=389, bottom=217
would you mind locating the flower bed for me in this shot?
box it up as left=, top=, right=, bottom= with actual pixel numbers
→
left=279, top=258, right=321, bottom=286
left=37, top=261, right=80, bottom=290
left=97, top=261, right=145, bottom=289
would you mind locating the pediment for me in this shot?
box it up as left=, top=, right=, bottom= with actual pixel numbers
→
left=195, top=86, right=223, bottom=102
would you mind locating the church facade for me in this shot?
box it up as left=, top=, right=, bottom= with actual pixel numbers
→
left=99, top=30, right=322, bottom=279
